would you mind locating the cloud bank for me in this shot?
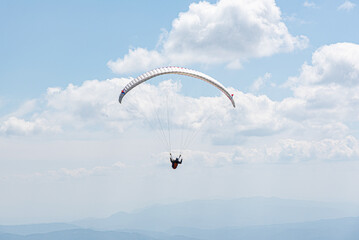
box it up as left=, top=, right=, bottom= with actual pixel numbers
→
left=2, top=42, right=359, bottom=164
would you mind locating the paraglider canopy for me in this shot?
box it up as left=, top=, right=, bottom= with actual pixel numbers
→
left=119, top=66, right=235, bottom=108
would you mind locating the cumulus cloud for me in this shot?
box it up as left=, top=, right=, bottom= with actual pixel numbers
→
left=108, top=0, right=308, bottom=74
left=107, top=48, right=166, bottom=75
left=338, top=1, right=356, bottom=11
left=0, top=117, right=59, bottom=136
left=0, top=78, right=131, bottom=136
left=286, top=42, right=359, bottom=123
left=290, top=43, right=359, bottom=87
left=41, top=78, right=134, bottom=133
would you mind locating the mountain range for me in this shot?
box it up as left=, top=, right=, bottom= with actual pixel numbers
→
left=1, top=197, right=358, bottom=240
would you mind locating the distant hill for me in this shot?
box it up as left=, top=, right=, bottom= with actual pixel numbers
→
left=0, top=217, right=358, bottom=240
left=74, top=197, right=359, bottom=231
left=0, top=223, right=77, bottom=236
left=169, top=217, right=359, bottom=240
left=1, top=197, right=358, bottom=239
left=0, top=229, right=199, bottom=240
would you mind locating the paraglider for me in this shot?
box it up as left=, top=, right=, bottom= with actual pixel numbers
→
left=170, top=153, right=182, bottom=169
left=119, top=66, right=235, bottom=169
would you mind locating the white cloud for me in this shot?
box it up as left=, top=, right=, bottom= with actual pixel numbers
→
left=108, top=0, right=308, bottom=74
left=338, top=1, right=356, bottom=11
left=293, top=43, right=359, bottom=87
left=286, top=42, right=359, bottom=123
left=233, top=136, right=359, bottom=163
left=303, top=1, right=316, bottom=8
left=0, top=117, right=36, bottom=135
left=250, top=72, right=272, bottom=92
left=107, top=48, right=166, bottom=75
left=0, top=117, right=59, bottom=136
left=42, top=78, right=133, bottom=133
left=0, top=78, right=132, bottom=136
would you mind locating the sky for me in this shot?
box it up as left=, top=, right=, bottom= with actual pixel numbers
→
left=1, top=0, right=359, bottom=225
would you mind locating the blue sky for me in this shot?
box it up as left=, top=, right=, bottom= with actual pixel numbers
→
left=0, top=0, right=198, bottom=105
left=1, top=0, right=359, bottom=224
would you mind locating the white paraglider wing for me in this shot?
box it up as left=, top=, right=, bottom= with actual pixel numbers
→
left=119, top=66, right=235, bottom=108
